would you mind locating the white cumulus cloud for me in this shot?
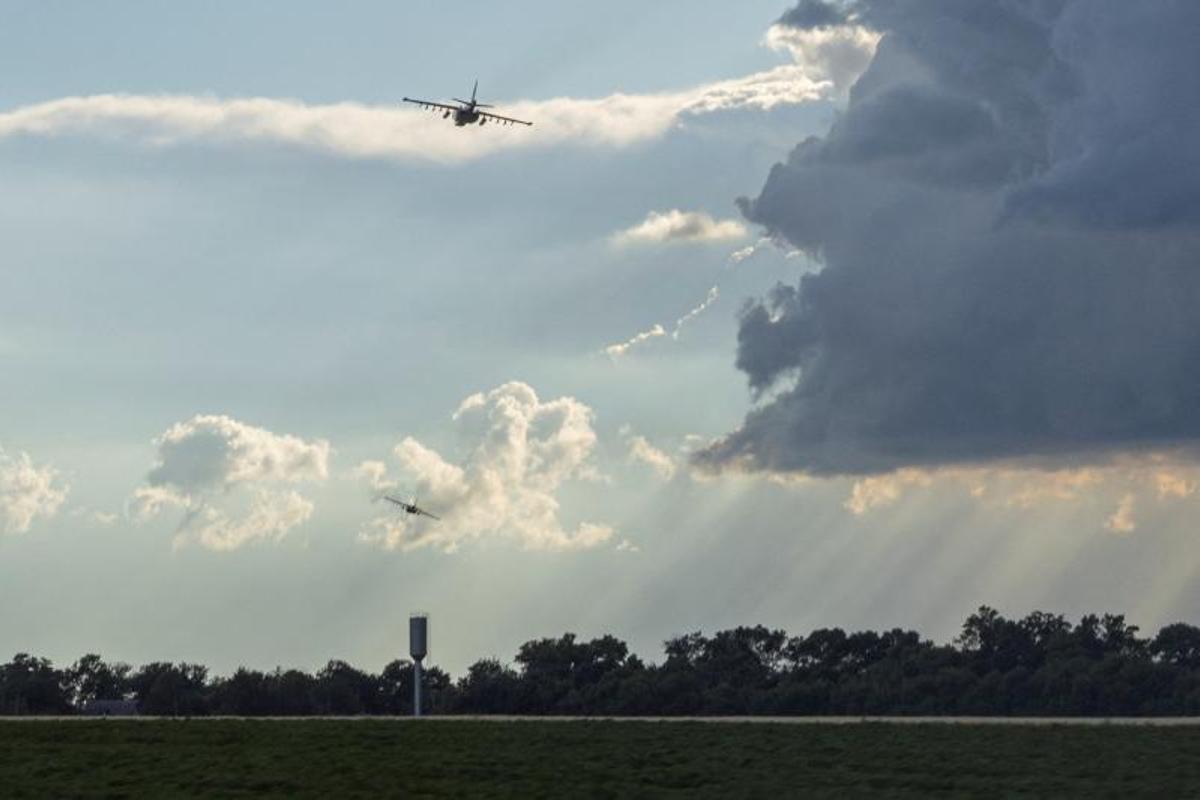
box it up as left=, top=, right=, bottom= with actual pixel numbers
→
left=357, top=381, right=615, bottom=553
left=0, top=448, right=68, bottom=534
left=130, top=414, right=329, bottom=550
left=612, top=210, right=748, bottom=247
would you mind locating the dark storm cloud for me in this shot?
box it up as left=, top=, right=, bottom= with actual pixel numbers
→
left=1004, top=1, right=1200, bottom=229
left=778, top=0, right=850, bottom=30
left=699, top=0, right=1200, bottom=477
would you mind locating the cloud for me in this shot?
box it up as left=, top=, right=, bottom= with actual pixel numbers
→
left=843, top=469, right=931, bottom=515
left=778, top=0, right=852, bottom=30
left=68, top=507, right=120, bottom=527
left=1106, top=493, right=1137, bottom=535
left=131, top=414, right=328, bottom=550
left=143, top=414, right=328, bottom=493
left=604, top=285, right=721, bottom=360
left=357, top=382, right=615, bottom=552
left=604, top=324, right=666, bottom=359
left=838, top=453, right=1200, bottom=536
left=699, top=0, right=1200, bottom=480
left=672, top=286, right=720, bottom=340
left=185, top=490, right=315, bottom=552
left=765, top=9, right=881, bottom=95
left=621, top=428, right=677, bottom=480
left=1156, top=471, right=1196, bottom=500
left=0, top=63, right=829, bottom=165
left=1002, top=3, right=1200, bottom=229
left=728, top=244, right=758, bottom=264
left=0, top=448, right=67, bottom=534
left=612, top=210, right=747, bottom=247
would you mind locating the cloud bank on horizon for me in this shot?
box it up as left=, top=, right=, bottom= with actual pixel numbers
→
left=0, top=61, right=837, bottom=165
left=839, top=453, right=1200, bottom=533
left=698, top=0, right=1200, bottom=481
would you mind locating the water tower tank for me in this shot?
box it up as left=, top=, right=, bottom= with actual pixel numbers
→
left=409, top=614, right=428, bottom=662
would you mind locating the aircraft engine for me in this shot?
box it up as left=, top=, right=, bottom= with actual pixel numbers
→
left=443, top=110, right=451, bottom=119
left=479, top=117, right=487, bottom=126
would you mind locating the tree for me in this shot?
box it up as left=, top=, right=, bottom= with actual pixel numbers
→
left=129, top=662, right=209, bottom=716
left=422, top=665, right=452, bottom=713
left=663, top=632, right=705, bottom=668
left=379, top=659, right=415, bottom=715
left=957, top=607, right=1035, bottom=672
left=572, top=635, right=631, bottom=687
left=315, top=660, right=380, bottom=715
left=269, top=668, right=317, bottom=716
left=0, top=653, right=70, bottom=715
left=699, top=626, right=788, bottom=689
left=786, top=628, right=849, bottom=678
left=454, top=659, right=519, bottom=714
left=1151, top=623, right=1200, bottom=668
left=210, top=668, right=271, bottom=716
left=1099, top=614, right=1146, bottom=657
left=63, top=654, right=131, bottom=709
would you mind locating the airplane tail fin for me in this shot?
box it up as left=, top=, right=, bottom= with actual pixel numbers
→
left=472, top=79, right=478, bottom=103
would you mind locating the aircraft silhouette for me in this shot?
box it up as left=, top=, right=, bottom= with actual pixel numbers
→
left=383, top=495, right=440, bottom=521
left=403, top=80, right=533, bottom=128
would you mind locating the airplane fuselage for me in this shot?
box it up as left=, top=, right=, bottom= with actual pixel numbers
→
left=454, top=106, right=480, bottom=126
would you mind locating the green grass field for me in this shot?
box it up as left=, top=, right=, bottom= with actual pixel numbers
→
left=2, top=719, right=1199, bottom=798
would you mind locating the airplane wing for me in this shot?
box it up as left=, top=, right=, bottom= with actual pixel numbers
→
left=479, top=110, right=533, bottom=127
left=414, top=507, right=441, bottom=521
left=403, top=97, right=460, bottom=113
left=382, top=495, right=408, bottom=508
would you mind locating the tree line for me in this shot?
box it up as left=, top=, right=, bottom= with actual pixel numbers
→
left=5, top=607, right=1200, bottom=716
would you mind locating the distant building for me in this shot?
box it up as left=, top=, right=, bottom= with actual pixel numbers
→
left=82, top=699, right=139, bottom=717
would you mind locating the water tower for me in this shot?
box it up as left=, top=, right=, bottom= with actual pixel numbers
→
left=409, top=613, right=428, bottom=717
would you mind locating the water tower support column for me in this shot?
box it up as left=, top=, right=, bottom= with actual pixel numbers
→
left=413, top=660, right=423, bottom=717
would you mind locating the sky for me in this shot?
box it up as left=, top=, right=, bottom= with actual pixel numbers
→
left=3, top=0, right=1200, bottom=677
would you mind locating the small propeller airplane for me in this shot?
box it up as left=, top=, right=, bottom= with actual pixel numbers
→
left=403, top=80, right=533, bottom=128
left=383, top=494, right=440, bottom=521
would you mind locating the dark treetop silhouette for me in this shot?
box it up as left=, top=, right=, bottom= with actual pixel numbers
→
left=5, top=607, right=1200, bottom=716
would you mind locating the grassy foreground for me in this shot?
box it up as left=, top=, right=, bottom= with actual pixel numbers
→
left=2, top=719, right=1200, bottom=798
